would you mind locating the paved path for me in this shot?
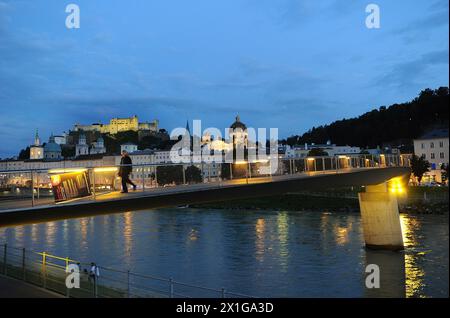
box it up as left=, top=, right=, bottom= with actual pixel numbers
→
left=0, top=167, right=411, bottom=227
left=0, top=197, right=54, bottom=211
left=0, top=169, right=348, bottom=213
left=0, top=275, right=63, bottom=298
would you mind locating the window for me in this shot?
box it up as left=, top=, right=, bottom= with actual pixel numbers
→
left=422, top=154, right=426, bottom=159
left=440, top=141, right=444, bottom=148
left=421, top=143, right=425, bottom=149
left=440, top=152, right=445, bottom=159
left=430, top=142, right=434, bottom=148
left=431, top=153, right=435, bottom=159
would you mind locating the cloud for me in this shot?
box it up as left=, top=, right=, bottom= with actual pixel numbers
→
left=375, top=49, right=449, bottom=89
left=391, top=0, right=448, bottom=42
left=244, top=0, right=361, bottom=29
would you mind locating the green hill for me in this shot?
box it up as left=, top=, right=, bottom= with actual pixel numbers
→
left=284, top=87, right=449, bottom=151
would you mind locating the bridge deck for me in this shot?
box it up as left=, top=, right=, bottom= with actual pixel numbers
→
left=0, top=167, right=410, bottom=228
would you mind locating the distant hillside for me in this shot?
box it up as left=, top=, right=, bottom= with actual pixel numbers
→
left=283, top=87, right=449, bottom=150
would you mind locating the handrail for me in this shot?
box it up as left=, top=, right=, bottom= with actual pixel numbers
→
left=1, top=243, right=255, bottom=298
left=0, top=154, right=411, bottom=175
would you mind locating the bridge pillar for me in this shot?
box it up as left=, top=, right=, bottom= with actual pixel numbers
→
left=358, top=183, right=404, bottom=250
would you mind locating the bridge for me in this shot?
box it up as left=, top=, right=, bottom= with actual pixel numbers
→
left=0, top=155, right=411, bottom=250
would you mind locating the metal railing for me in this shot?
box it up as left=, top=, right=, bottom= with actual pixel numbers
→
left=0, top=243, right=255, bottom=298
left=0, top=154, right=412, bottom=210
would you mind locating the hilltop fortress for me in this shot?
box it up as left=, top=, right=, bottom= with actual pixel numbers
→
left=73, top=115, right=159, bottom=135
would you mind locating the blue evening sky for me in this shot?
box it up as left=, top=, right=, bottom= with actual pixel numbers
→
left=0, top=0, right=448, bottom=157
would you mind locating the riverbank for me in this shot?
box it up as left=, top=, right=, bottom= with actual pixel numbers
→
left=192, top=186, right=449, bottom=214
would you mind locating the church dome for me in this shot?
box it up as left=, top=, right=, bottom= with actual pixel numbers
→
left=230, top=115, right=247, bottom=130
left=44, top=141, right=61, bottom=153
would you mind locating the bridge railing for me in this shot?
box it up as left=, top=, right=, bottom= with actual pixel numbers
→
left=0, top=154, right=412, bottom=211
left=0, top=243, right=255, bottom=298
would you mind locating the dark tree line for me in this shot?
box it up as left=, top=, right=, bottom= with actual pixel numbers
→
left=282, top=87, right=449, bottom=148
left=156, top=165, right=202, bottom=186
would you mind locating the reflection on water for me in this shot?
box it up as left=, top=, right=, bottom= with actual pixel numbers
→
left=400, top=214, right=437, bottom=298
left=276, top=212, right=289, bottom=271
left=255, top=218, right=265, bottom=262
left=0, top=209, right=448, bottom=297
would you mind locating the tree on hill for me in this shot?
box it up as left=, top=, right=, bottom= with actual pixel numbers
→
left=139, top=134, right=178, bottom=151
left=282, top=87, right=449, bottom=148
left=61, top=145, right=75, bottom=159
left=18, top=147, right=30, bottom=160
left=410, top=155, right=430, bottom=184
left=103, top=131, right=139, bottom=154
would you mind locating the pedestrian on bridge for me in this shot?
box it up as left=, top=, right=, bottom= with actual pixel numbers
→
left=119, top=150, right=137, bottom=193
left=89, top=262, right=100, bottom=283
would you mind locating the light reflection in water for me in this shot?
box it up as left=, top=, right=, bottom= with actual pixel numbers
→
left=277, top=212, right=289, bottom=271
left=80, top=218, right=88, bottom=243
left=334, top=223, right=351, bottom=246
left=188, top=229, right=199, bottom=242
left=123, top=212, right=133, bottom=256
left=45, top=222, right=56, bottom=247
left=255, top=218, right=265, bottom=262
left=400, top=214, right=426, bottom=298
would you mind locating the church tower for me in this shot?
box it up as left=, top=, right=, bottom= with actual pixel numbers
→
left=75, top=132, right=90, bottom=156
left=30, top=129, right=44, bottom=160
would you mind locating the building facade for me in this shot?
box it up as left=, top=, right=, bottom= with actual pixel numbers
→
left=75, top=133, right=90, bottom=156
left=74, top=116, right=159, bottom=135
left=284, top=142, right=361, bottom=159
left=121, top=143, right=138, bottom=154
left=413, top=129, right=449, bottom=183
left=90, top=137, right=106, bottom=155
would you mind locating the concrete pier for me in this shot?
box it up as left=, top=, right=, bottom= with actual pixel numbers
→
left=358, top=182, right=404, bottom=250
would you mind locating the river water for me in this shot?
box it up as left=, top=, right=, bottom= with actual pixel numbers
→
left=0, top=209, right=448, bottom=298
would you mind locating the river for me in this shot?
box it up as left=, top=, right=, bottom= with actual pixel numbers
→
left=0, top=209, right=448, bottom=297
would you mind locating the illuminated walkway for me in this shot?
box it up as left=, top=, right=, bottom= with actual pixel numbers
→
left=0, top=167, right=410, bottom=228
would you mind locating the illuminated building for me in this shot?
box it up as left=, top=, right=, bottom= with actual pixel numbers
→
left=229, top=115, right=248, bottom=149
left=284, top=141, right=361, bottom=158
left=413, top=128, right=449, bottom=183
left=75, top=133, right=106, bottom=156
left=90, top=136, right=106, bottom=155
left=29, top=129, right=44, bottom=160
left=73, top=115, right=159, bottom=135
left=75, top=132, right=89, bottom=156
left=120, top=143, right=138, bottom=154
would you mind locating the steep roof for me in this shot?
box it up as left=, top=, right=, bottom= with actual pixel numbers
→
left=417, top=128, right=449, bottom=140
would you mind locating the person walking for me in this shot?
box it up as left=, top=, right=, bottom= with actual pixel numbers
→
left=119, top=150, right=137, bottom=193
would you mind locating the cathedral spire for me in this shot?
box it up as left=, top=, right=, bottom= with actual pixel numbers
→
left=185, top=120, right=191, bottom=136
left=34, top=129, right=41, bottom=146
